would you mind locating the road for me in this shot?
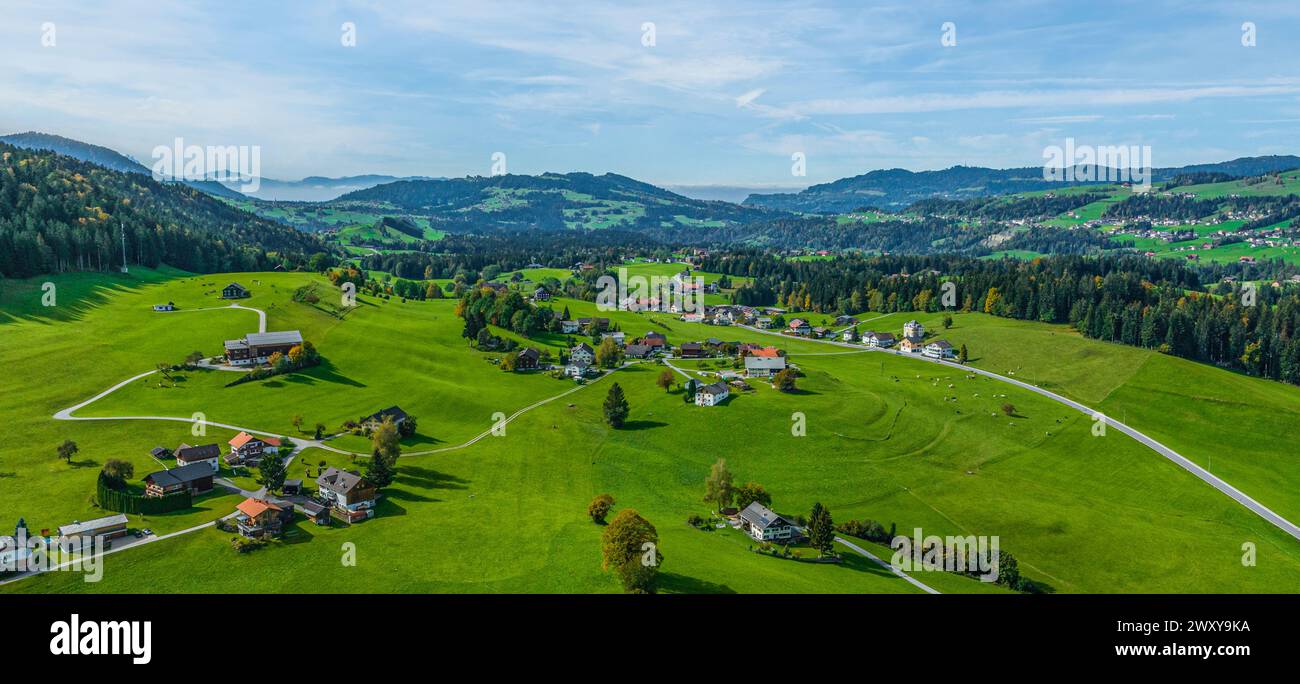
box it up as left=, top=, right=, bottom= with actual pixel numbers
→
left=835, top=536, right=940, bottom=594
left=738, top=324, right=1300, bottom=542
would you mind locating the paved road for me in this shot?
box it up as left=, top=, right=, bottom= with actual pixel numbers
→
left=737, top=324, right=1300, bottom=542
left=835, top=536, right=940, bottom=594
left=161, top=302, right=266, bottom=333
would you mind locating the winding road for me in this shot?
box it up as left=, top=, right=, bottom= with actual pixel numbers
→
left=739, top=323, right=1300, bottom=542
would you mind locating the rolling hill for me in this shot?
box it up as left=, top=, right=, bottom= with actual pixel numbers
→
left=744, top=156, right=1300, bottom=213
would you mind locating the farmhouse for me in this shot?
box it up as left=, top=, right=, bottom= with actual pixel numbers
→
left=694, top=381, right=730, bottom=406
left=841, top=328, right=857, bottom=342
left=561, top=320, right=580, bottom=334
left=623, top=343, right=652, bottom=359
left=601, top=331, right=626, bottom=345
left=532, top=286, right=552, bottom=301
left=788, top=319, right=811, bottom=336
left=569, top=343, right=595, bottom=366
left=221, top=282, right=250, bottom=299
left=737, top=502, right=796, bottom=542
left=899, top=336, right=925, bottom=353
left=903, top=320, right=925, bottom=338
left=152, top=302, right=175, bottom=312
left=516, top=347, right=540, bottom=370
left=744, top=351, right=787, bottom=378
left=641, top=331, right=667, bottom=349
left=223, top=330, right=304, bottom=366
left=678, top=342, right=705, bottom=358
left=174, top=443, right=220, bottom=472
left=864, top=331, right=897, bottom=348
left=226, top=432, right=282, bottom=466
left=923, top=340, right=955, bottom=359
left=234, top=498, right=294, bottom=539
left=317, top=468, right=378, bottom=523
left=362, top=406, right=409, bottom=430
left=57, top=514, right=129, bottom=551
left=577, top=317, right=610, bottom=332
left=143, top=462, right=215, bottom=498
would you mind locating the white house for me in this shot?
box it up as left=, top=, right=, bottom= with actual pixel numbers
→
left=694, top=381, right=730, bottom=406
left=569, top=343, right=595, bottom=366
left=737, top=502, right=796, bottom=542
left=904, top=320, right=925, bottom=338
left=864, top=332, right=897, bottom=348
left=561, top=320, right=580, bottom=334
left=841, top=328, right=857, bottom=342
left=601, top=331, right=626, bottom=345
left=923, top=340, right=955, bottom=359
left=744, top=354, right=787, bottom=378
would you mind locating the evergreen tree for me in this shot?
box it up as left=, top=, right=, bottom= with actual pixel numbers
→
left=603, top=382, right=630, bottom=428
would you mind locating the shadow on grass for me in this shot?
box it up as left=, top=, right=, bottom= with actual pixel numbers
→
left=400, top=465, right=468, bottom=490
left=0, top=271, right=177, bottom=327
left=67, top=459, right=101, bottom=469
left=656, top=572, right=736, bottom=594
left=279, top=522, right=317, bottom=545
left=619, top=420, right=669, bottom=431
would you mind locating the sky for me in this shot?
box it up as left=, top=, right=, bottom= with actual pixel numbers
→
left=2, top=0, right=1299, bottom=192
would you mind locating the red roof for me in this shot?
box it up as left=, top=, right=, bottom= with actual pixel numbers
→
left=236, top=498, right=280, bottom=518
left=751, top=347, right=781, bottom=358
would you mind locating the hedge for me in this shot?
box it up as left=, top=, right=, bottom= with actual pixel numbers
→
left=96, top=474, right=192, bottom=515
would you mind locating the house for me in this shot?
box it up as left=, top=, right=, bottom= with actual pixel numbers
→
left=561, top=320, right=581, bottom=334
left=149, top=446, right=172, bottom=460
left=152, top=302, right=175, bottom=312
left=623, top=343, right=653, bottom=359
left=835, top=315, right=858, bottom=326
left=174, top=443, right=220, bottom=472
left=234, top=498, right=294, bottom=539
left=899, top=336, right=925, bottom=353
left=865, top=332, right=897, bottom=348
left=841, top=328, right=857, bottom=342
left=601, top=331, right=626, bottom=345
left=298, top=500, right=331, bottom=526
left=532, top=286, right=552, bottom=301
left=744, top=355, right=787, bottom=378
left=226, top=432, right=282, bottom=465
left=316, top=468, right=378, bottom=523
left=516, top=347, right=540, bottom=371
left=362, top=406, right=409, bottom=430
left=570, top=343, right=595, bottom=366
left=221, top=282, right=250, bottom=299
left=923, top=340, right=955, bottom=359
left=282, top=479, right=303, bottom=496
left=223, top=330, right=303, bottom=366
left=678, top=342, right=705, bottom=358
left=143, top=463, right=215, bottom=498
left=755, top=317, right=773, bottom=329
left=812, top=326, right=830, bottom=338
left=788, top=319, right=811, bottom=335
left=577, top=317, right=610, bottom=332
left=694, top=381, right=730, bottom=406
left=903, top=320, right=925, bottom=338
left=737, top=502, right=796, bottom=542
left=681, top=312, right=704, bottom=324
left=57, top=514, right=129, bottom=551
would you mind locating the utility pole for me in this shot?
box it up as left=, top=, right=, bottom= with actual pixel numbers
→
left=119, top=222, right=129, bottom=273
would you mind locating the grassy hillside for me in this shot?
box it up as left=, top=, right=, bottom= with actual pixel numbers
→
left=4, top=270, right=1300, bottom=594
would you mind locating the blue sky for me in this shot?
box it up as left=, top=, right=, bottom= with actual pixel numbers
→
left=3, top=0, right=1299, bottom=190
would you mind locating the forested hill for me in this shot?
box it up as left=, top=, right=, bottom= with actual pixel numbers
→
left=0, top=142, right=328, bottom=279
left=335, top=172, right=785, bottom=231
left=744, top=156, right=1300, bottom=213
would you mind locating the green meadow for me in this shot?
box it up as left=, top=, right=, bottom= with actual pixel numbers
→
left=3, top=269, right=1300, bottom=593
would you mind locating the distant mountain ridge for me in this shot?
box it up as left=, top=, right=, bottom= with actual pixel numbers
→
left=0, top=131, right=247, bottom=199
left=743, top=156, right=1300, bottom=213
left=224, top=174, right=442, bottom=202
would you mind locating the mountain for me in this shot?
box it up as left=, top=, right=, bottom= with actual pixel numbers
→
left=743, top=156, right=1300, bottom=213
left=335, top=172, right=786, bottom=232
left=663, top=183, right=808, bottom=203
left=0, top=131, right=246, bottom=200
left=0, top=142, right=327, bottom=278
left=225, top=174, right=441, bottom=202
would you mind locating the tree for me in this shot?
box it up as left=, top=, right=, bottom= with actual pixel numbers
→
left=595, top=337, right=622, bottom=368
left=500, top=353, right=518, bottom=372
left=57, top=439, right=78, bottom=463
left=366, top=416, right=402, bottom=487
left=603, top=382, right=630, bottom=428
left=601, top=509, right=662, bottom=593
left=734, top=482, right=771, bottom=511
left=683, top=378, right=697, bottom=403
left=258, top=449, right=287, bottom=492
left=958, top=344, right=969, bottom=364
left=291, top=414, right=304, bottom=432
left=100, top=459, right=134, bottom=488
left=656, top=369, right=675, bottom=392
left=943, top=314, right=953, bottom=329
left=398, top=414, right=418, bottom=438
left=314, top=423, right=326, bottom=440
left=703, top=458, right=735, bottom=511
left=773, top=368, right=797, bottom=392
left=587, top=494, right=615, bottom=524
left=808, top=502, right=835, bottom=557
left=184, top=350, right=204, bottom=367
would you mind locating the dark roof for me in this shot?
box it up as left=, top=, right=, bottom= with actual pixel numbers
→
left=699, top=381, right=729, bottom=396
left=927, top=340, right=953, bottom=349
left=283, top=479, right=302, bottom=488
left=363, top=406, right=408, bottom=424
left=149, top=446, right=171, bottom=458
left=679, top=342, right=702, bottom=351
left=175, top=443, right=220, bottom=461
left=573, top=343, right=594, bottom=354
left=738, top=502, right=792, bottom=531
left=624, top=344, right=652, bottom=356
left=518, top=348, right=540, bottom=361
left=317, top=467, right=371, bottom=495
left=144, top=462, right=214, bottom=488
left=225, top=282, right=248, bottom=292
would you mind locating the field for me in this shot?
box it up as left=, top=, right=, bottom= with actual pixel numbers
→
left=3, top=269, right=1300, bottom=594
